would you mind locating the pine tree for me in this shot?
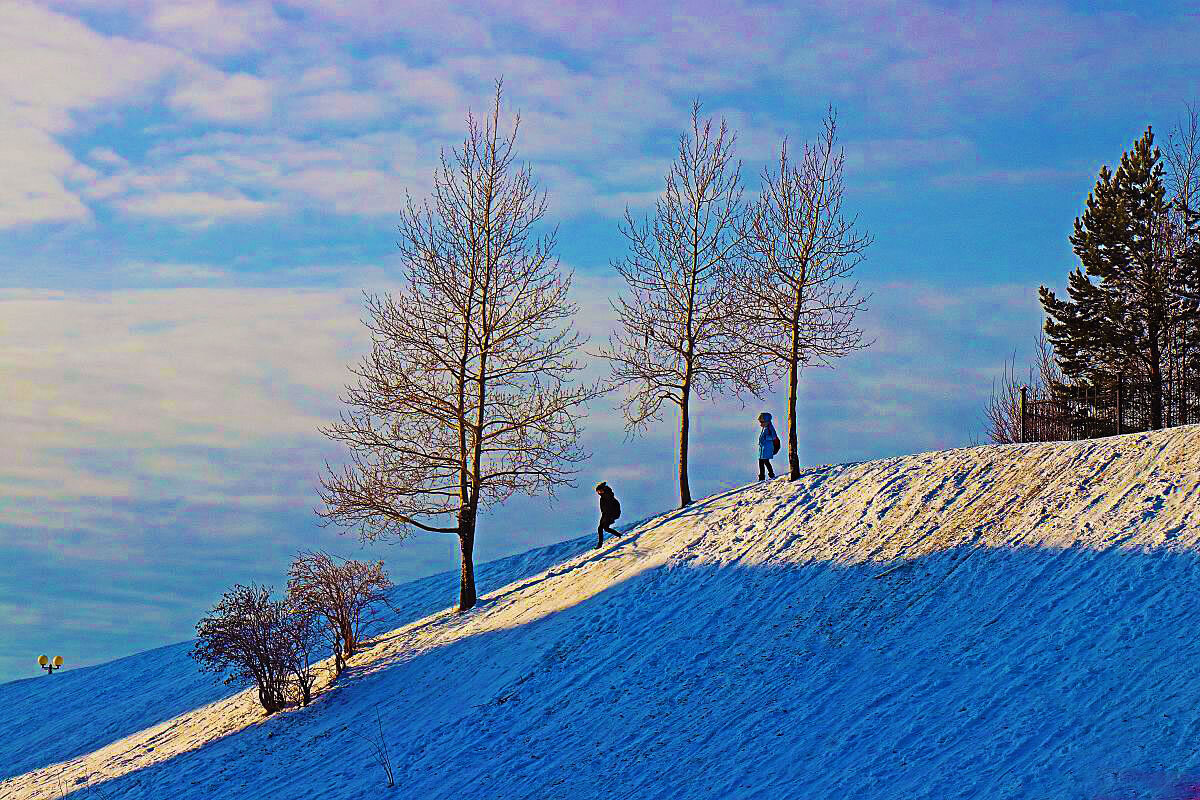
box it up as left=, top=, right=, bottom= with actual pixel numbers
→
left=1039, top=126, right=1199, bottom=429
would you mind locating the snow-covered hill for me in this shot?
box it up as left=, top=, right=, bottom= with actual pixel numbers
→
left=4, top=428, right=1200, bottom=800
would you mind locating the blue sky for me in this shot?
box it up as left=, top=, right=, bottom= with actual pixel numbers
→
left=1, top=0, right=1198, bottom=683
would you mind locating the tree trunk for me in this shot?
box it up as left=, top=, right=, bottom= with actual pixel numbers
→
left=1149, top=362, right=1164, bottom=429
left=787, top=354, right=801, bottom=480
left=457, top=508, right=477, bottom=611
left=1149, top=327, right=1164, bottom=429
left=787, top=287, right=803, bottom=480
left=678, top=384, right=693, bottom=508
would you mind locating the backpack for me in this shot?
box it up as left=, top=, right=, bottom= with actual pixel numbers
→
left=613, top=497, right=621, bottom=519
left=772, top=435, right=781, bottom=456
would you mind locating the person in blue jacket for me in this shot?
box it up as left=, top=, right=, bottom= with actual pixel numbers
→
left=758, top=412, right=780, bottom=480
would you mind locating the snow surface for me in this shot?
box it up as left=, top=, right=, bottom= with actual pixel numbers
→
left=4, top=428, right=1200, bottom=799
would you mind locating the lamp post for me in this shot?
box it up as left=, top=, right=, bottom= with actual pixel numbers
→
left=37, top=655, right=63, bottom=675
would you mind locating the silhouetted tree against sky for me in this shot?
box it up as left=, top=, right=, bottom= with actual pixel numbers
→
left=287, top=551, right=392, bottom=677
left=600, top=102, right=771, bottom=506
left=739, top=109, right=870, bottom=479
left=320, top=83, right=600, bottom=611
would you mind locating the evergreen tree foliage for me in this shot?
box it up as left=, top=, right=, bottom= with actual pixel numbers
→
left=1039, top=126, right=1200, bottom=429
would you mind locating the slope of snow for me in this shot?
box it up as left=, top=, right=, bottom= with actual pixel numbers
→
left=0, top=534, right=590, bottom=783
left=4, top=428, right=1200, bottom=799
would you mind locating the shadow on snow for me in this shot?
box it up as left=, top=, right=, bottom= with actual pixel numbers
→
left=48, top=540, right=1200, bottom=800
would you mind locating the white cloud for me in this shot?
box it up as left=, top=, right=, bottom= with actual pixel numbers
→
left=0, top=120, right=92, bottom=226
left=168, top=68, right=274, bottom=123
left=89, top=130, right=431, bottom=218
left=294, top=65, right=352, bottom=91
left=369, top=57, right=470, bottom=117
left=292, top=90, right=386, bottom=122
left=87, top=147, right=130, bottom=168
left=7, top=0, right=1196, bottom=236
left=279, top=0, right=494, bottom=47
left=0, top=287, right=369, bottom=512
left=115, top=190, right=279, bottom=222
left=147, top=0, right=284, bottom=55
left=118, top=261, right=231, bottom=283
left=0, top=1, right=179, bottom=131
left=271, top=167, right=399, bottom=215
left=0, top=1, right=180, bottom=227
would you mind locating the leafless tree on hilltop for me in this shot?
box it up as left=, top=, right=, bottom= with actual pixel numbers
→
left=739, top=109, right=871, bottom=479
left=319, top=83, right=602, bottom=611
left=599, top=102, right=772, bottom=507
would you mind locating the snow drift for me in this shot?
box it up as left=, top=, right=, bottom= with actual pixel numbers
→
left=4, top=427, right=1200, bottom=800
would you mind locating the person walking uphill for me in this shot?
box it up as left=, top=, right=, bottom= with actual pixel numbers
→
left=595, top=482, right=621, bottom=548
left=758, top=412, right=780, bottom=480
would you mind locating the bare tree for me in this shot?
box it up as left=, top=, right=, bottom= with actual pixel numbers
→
left=191, top=583, right=294, bottom=714
left=1164, top=104, right=1200, bottom=421
left=1165, top=103, right=1200, bottom=235
left=984, top=334, right=1063, bottom=444
left=599, top=102, right=769, bottom=507
left=739, top=109, right=871, bottom=479
left=984, top=353, right=1025, bottom=445
left=319, top=83, right=600, bottom=611
left=287, top=551, right=392, bottom=676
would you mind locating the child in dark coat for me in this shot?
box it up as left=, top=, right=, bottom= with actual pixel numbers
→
left=595, top=482, right=621, bottom=548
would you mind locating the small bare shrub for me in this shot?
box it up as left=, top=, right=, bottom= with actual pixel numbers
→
left=281, top=603, right=322, bottom=707
left=985, top=334, right=1063, bottom=444
left=191, top=583, right=321, bottom=712
left=287, top=551, right=392, bottom=676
